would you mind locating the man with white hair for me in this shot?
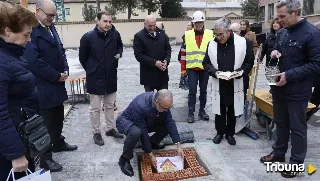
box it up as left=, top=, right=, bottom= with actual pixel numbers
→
left=23, top=0, right=77, bottom=172
left=230, top=23, right=241, bottom=35
left=116, top=89, right=183, bottom=177
left=202, top=18, right=254, bottom=145
left=260, top=0, right=320, bottom=178
left=133, top=15, right=171, bottom=92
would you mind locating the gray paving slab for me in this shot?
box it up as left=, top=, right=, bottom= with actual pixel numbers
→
left=50, top=46, right=320, bottom=181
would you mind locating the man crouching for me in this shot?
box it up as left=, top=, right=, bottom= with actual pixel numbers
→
left=116, top=89, right=184, bottom=177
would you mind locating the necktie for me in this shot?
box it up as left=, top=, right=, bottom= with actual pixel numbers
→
left=45, top=26, right=50, bottom=32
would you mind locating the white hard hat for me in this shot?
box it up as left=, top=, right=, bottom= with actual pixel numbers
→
left=192, top=11, right=205, bottom=22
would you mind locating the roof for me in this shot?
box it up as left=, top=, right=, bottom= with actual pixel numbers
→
left=181, top=1, right=242, bottom=9
left=18, top=0, right=111, bottom=4
left=160, top=159, right=176, bottom=168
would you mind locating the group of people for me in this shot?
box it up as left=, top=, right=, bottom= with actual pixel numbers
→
left=0, top=0, right=80, bottom=180
left=1, top=0, right=320, bottom=180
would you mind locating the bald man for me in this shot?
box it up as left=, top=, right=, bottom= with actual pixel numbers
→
left=116, top=90, right=183, bottom=177
left=23, top=0, right=77, bottom=172
left=133, top=15, right=172, bottom=92
left=230, top=23, right=241, bottom=35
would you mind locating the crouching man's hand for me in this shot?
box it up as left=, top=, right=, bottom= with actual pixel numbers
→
left=149, top=153, right=157, bottom=169
left=176, top=142, right=184, bottom=159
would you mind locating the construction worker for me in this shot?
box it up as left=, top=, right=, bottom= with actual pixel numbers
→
left=180, top=11, right=213, bottom=123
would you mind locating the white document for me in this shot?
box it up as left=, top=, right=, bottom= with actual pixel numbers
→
left=217, top=70, right=243, bottom=80
left=156, top=156, right=184, bottom=172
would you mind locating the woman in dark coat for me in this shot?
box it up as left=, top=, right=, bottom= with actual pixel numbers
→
left=260, top=18, right=283, bottom=66
left=0, top=2, right=39, bottom=181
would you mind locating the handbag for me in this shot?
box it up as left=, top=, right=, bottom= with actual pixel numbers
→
left=18, top=109, right=51, bottom=159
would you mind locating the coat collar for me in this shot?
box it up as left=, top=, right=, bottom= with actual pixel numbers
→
left=0, top=38, right=25, bottom=58
left=286, top=18, right=307, bottom=32
left=33, top=23, right=56, bottom=46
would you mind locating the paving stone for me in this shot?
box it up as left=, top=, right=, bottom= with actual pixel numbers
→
left=51, top=47, right=320, bottom=181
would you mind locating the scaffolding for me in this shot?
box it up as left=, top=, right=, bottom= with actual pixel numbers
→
left=53, top=0, right=66, bottom=22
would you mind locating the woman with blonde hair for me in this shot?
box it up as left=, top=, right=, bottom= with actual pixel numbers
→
left=0, top=2, right=39, bottom=180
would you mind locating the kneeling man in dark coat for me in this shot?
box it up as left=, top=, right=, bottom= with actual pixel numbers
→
left=116, top=89, right=184, bottom=177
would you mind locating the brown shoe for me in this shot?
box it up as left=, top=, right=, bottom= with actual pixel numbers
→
left=260, top=154, right=285, bottom=163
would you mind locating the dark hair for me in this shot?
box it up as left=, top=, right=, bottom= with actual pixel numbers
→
left=240, top=20, right=250, bottom=31
left=0, top=2, right=38, bottom=34
left=97, top=10, right=111, bottom=20
left=190, top=22, right=194, bottom=28
left=270, top=17, right=282, bottom=34
left=160, top=22, right=164, bottom=29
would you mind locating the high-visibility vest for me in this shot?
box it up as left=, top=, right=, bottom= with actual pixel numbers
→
left=185, top=29, right=214, bottom=69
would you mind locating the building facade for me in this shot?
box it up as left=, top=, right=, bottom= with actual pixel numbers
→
left=259, top=0, right=320, bottom=31
left=181, top=1, right=243, bottom=18
left=22, top=0, right=244, bottom=21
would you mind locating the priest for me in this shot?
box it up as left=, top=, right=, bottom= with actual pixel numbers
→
left=202, top=18, right=254, bottom=145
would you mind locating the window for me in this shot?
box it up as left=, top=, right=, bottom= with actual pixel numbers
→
left=268, top=4, right=274, bottom=20
left=259, top=6, right=265, bottom=22
left=65, top=8, right=71, bottom=15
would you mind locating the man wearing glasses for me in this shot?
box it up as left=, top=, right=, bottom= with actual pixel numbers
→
left=23, top=0, right=77, bottom=172
left=202, top=18, right=254, bottom=145
left=116, top=89, right=184, bottom=177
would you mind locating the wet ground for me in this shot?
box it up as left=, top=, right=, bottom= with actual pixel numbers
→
left=50, top=46, right=320, bottom=181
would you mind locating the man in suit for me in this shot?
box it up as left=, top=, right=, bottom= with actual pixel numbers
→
left=79, top=11, right=124, bottom=146
left=23, top=0, right=77, bottom=172
left=116, top=90, right=184, bottom=177
left=133, top=15, right=172, bottom=92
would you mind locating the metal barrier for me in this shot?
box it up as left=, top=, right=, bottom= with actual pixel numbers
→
left=67, top=76, right=89, bottom=104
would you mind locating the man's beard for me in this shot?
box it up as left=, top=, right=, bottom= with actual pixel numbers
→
left=195, top=25, right=203, bottom=31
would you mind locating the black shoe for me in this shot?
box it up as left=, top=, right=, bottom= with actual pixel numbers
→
left=213, top=134, right=223, bottom=144
left=260, top=154, right=285, bottom=163
left=151, top=142, right=166, bottom=150
left=53, top=142, right=78, bottom=152
left=226, top=136, right=236, bottom=145
left=93, top=133, right=104, bottom=146
left=198, top=109, right=209, bottom=121
left=40, top=159, right=63, bottom=172
left=281, top=170, right=297, bottom=178
left=187, top=113, right=195, bottom=123
left=118, top=157, right=134, bottom=177
left=106, top=129, right=124, bottom=138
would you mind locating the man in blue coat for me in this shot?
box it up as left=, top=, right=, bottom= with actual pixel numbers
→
left=23, top=0, right=77, bottom=172
left=260, top=0, right=320, bottom=178
left=79, top=11, right=124, bottom=146
left=116, top=89, right=184, bottom=177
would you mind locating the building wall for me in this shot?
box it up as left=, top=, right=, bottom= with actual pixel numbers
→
left=185, top=8, right=243, bottom=17
left=27, top=3, right=161, bottom=21
left=259, top=0, right=304, bottom=32
left=54, top=18, right=255, bottom=48
left=27, top=2, right=242, bottom=21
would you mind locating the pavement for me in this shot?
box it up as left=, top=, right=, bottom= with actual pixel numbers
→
left=51, top=46, right=320, bottom=181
